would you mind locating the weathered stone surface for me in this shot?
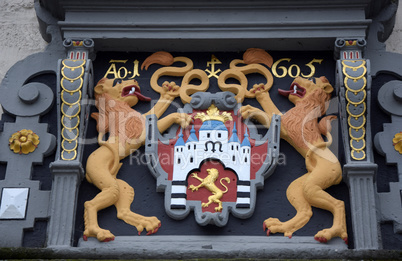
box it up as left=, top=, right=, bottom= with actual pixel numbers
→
left=385, top=4, right=402, bottom=53
left=0, top=0, right=47, bottom=118
left=0, top=0, right=47, bottom=80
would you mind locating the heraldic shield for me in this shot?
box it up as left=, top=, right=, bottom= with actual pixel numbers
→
left=146, top=91, right=280, bottom=226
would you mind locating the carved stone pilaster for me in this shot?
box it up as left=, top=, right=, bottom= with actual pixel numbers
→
left=46, top=38, right=94, bottom=247
left=335, top=38, right=380, bottom=249
left=374, top=81, right=402, bottom=234
left=345, top=167, right=379, bottom=248
left=47, top=161, right=83, bottom=246
left=56, top=38, right=94, bottom=162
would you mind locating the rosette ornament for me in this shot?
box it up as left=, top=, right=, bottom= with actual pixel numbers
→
left=393, top=132, right=402, bottom=154
left=9, top=129, right=40, bottom=154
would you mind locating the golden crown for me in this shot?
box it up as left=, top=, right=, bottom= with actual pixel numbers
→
left=194, top=104, right=233, bottom=123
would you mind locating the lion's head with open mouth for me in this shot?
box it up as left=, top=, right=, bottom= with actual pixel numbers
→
left=279, top=76, right=333, bottom=104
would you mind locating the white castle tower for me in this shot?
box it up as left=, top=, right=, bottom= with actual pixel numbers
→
left=170, top=104, right=252, bottom=210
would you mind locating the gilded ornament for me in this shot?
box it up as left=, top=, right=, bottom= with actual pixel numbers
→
left=346, top=102, right=366, bottom=118
left=205, top=55, right=222, bottom=79
left=343, top=74, right=367, bottom=92
left=342, top=59, right=367, bottom=160
left=194, top=104, right=233, bottom=123
left=342, top=59, right=365, bottom=69
left=60, top=59, right=86, bottom=160
left=392, top=132, right=402, bottom=154
left=345, top=40, right=357, bottom=46
left=61, top=77, right=83, bottom=93
left=345, top=89, right=366, bottom=105
left=188, top=168, right=230, bottom=212
left=72, top=40, right=83, bottom=47
left=8, top=129, right=40, bottom=154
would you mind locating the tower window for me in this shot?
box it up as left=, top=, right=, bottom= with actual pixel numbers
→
left=245, top=157, right=248, bottom=163
left=231, top=145, right=234, bottom=150
left=232, top=155, right=235, bottom=162
left=188, top=145, right=190, bottom=150
left=190, top=157, right=193, bottom=163
left=194, top=144, right=196, bottom=149
left=207, top=133, right=210, bottom=138
left=178, top=158, right=181, bottom=164
left=218, top=133, right=221, bottom=138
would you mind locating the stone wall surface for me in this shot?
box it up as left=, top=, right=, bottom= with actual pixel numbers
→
left=386, top=3, right=402, bottom=53
left=0, top=0, right=47, bottom=117
left=0, top=0, right=47, bottom=80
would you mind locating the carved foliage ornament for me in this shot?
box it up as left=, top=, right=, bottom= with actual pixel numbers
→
left=393, top=132, right=402, bottom=154
left=9, top=129, right=40, bottom=154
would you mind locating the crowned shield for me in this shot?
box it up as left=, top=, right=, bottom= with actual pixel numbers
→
left=146, top=91, right=280, bottom=226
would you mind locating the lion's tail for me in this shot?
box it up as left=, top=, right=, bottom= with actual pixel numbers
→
left=305, top=116, right=338, bottom=172
left=317, top=115, right=337, bottom=148
left=243, top=48, right=273, bottom=68
left=103, top=142, right=122, bottom=177
left=305, top=141, right=327, bottom=174
left=319, top=115, right=337, bottom=136
left=141, top=51, right=175, bottom=70
left=218, top=48, right=274, bottom=102
left=142, top=52, right=193, bottom=75
left=141, top=51, right=193, bottom=90
left=86, top=133, right=121, bottom=184
left=220, top=177, right=231, bottom=193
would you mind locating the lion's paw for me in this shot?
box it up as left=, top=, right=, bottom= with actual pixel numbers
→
left=162, top=81, right=179, bottom=91
left=239, top=105, right=262, bottom=120
left=84, top=227, right=115, bottom=242
left=175, top=113, right=192, bottom=129
left=188, top=184, right=198, bottom=191
left=161, top=81, right=180, bottom=98
left=251, top=83, right=268, bottom=94
left=136, top=216, right=161, bottom=236
left=201, top=202, right=210, bottom=208
left=314, top=228, right=348, bottom=244
left=215, top=206, right=223, bottom=212
left=263, top=218, right=294, bottom=238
